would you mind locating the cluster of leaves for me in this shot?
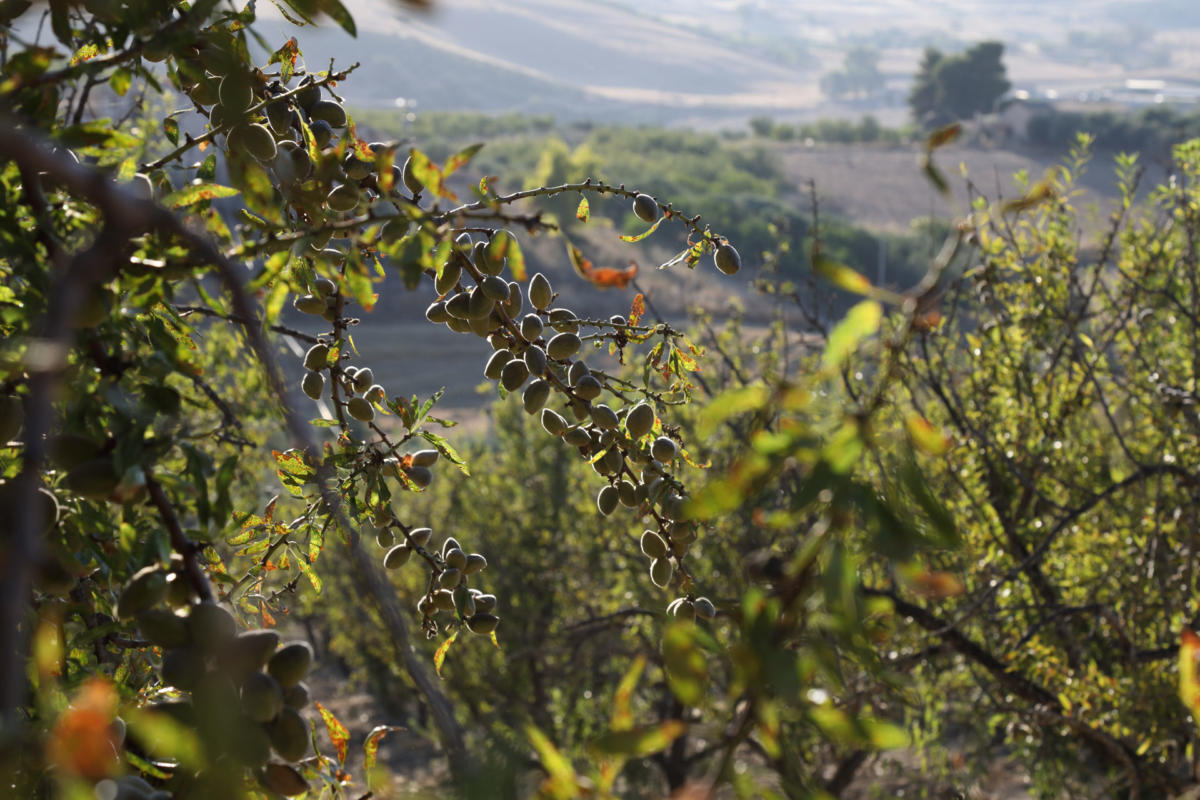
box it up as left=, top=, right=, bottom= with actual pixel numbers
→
left=1026, top=104, right=1200, bottom=160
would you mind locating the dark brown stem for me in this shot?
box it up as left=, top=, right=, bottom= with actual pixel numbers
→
left=145, top=473, right=214, bottom=603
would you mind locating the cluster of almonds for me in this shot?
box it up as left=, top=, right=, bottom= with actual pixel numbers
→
left=629, top=192, right=741, bottom=276
left=117, top=563, right=316, bottom=797
left=425, top=234, right=523, bottom=339
left=375, top=520, right=500, bottom=637
left=431, top=242, right=722, bottom=617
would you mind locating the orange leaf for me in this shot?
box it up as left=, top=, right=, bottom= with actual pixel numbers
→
left=316, top=702, right=350, bottom=765
left=586, top=262, right=638, bottom=289
left=907, top=569, right=965, bottom=599
left=1181, top=629, right=1200, bottom=717
left=629, top=293, right=645, bottom=326
left=46, top=679, right=121, bottom=779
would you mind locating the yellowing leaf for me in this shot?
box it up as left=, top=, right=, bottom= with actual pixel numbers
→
left=823, top=300, right=882, bottom=369
left=576, top=197, right=590, bottom=222
left=434, top=630, right=458, bottom=678
left=813, top=255, right=873, bottom=295
left=925, top=122, right=962, bottom=151
left=1181, top=629, right=1200, bottom=718
left=162, top=183, right=239, bottom=209
left=589, top=720, right=686, bottom=757
left=611, top=655, right=645, bottom=731
left=662, top=622, right=707, bottom=706
left=905, top=414, right=952, bottom=455
left=526, top=725, right=577, bottom=800
left=444, top=142, right=483, bottom=177
left=487, top=230, right=525, bottom=281
left=316, top=701, right=350, bottom=765
left=619, top=216, right=663, bottom=243
left=1001, top=179, right=1056, bottom=215
left=364, top=725, right=401, bottom=770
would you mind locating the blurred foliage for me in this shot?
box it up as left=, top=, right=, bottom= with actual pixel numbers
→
left=1027, top=104, right=1200, bottom=160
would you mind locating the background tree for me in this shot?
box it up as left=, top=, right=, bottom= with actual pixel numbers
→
left=908, top=41, right=1010, bottom=127
left=820, top=46, right=885, bottom=100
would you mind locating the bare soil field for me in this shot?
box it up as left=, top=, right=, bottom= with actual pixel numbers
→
left=774, top=141, right=1149, bottom=235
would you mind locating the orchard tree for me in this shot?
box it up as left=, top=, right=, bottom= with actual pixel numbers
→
left=0, top=0, right=1005, bottom=798
left=0, top=1, right=764, bottom=797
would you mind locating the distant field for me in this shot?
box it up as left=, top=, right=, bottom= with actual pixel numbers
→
left=772, top=140, right=1142, bottom=235
left=260, top=0, right=1200, bottom=128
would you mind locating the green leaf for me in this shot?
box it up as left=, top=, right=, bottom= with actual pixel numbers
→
left=662, top=622, right=708, bottom=706
left=590, top=720, right=686, bottom=757
left=821, top=420, right=863, bottom=474
left=813, top=255, right=873, bottom=295
left=576, top=197, right=590, bottom=222
left=920, top=154, right=950, bottom=197
left=420, top=430, right=469, bottom=475
left=619, top=215, right=663, bottom=243
left=317, top=0, right=356, bottom=36
left=162, top=117, right=179, bottom=146
left=162, top=182, right=239, bottom=209
left=48, top=0, right=71, bottom=45
left=124, top=707, right=203, bottom=767
left=109, top=67, right=131, bottom=97
left=698, top=383, right=768, bottom=438
left=434, top=630, right=458, bottom=678
left=823, top=300, right=882, bottom=369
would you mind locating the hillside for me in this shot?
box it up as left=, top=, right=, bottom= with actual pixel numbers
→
left=253, top=0, right=1200, bottom=128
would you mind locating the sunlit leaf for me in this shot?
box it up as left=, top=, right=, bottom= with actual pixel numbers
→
left=698, top=383, right=768, bottom=438
left=576, top=197, right=590, bottom=222
left=1001, top=179, right=1056, bottom=214
left=662, top=622, right=707, bottom=706
left=526, top=725, right=577, bottom=800
left=124, top=705, right=203, bottom=767
left=619, top=216, right=663, bottom=243
left=823, top=300, right=882, bottom=369
left=434, top=630, right=458, bottom=678
left=813, top=255, right=873, bottom=295
left=444, top=142, right=483, bottom=177
left=628, top=293, right=645, bottom=326
left=590, top=720, right=686, bottom=757
left=1181, top=629, right=1200, bottom=719
left=905, top=414, right=951, bottom=455
left=316, top=701, right=350, bottom=765
left=487, top=230, right=524, bottom=281
left=611, top=655, right=645, bottom=731
left=364, top=725, right=401, bottom=770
